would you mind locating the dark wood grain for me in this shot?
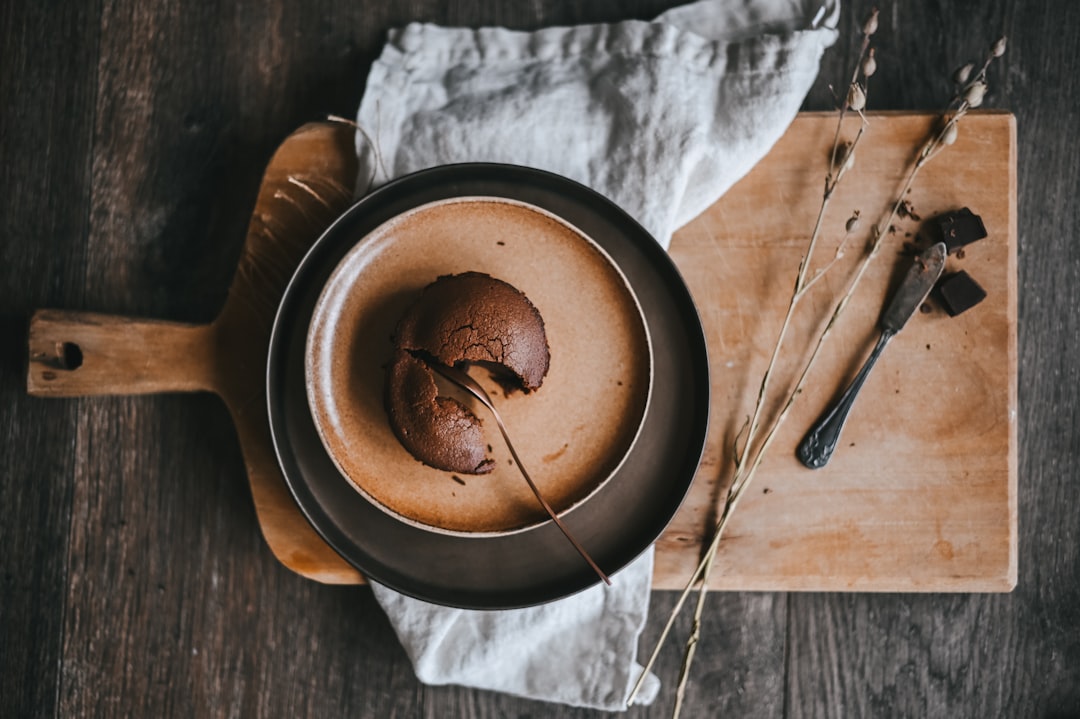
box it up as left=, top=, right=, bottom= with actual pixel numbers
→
left=0, top=1, right=100, bottom=717
left=788, top=2, right=1080, bottom=718
left=2, top=1, right=1078, bottom=718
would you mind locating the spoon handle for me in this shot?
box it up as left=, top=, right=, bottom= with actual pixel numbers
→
left=490, top=418, right=611, bottom=585
left=797, top=329, right=895, bottom=469
left=428, top=360, right=611, bottom=585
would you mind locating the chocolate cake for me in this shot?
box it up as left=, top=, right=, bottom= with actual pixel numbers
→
left=385, top=272, right=550, bottom=474
left=384, top=349, right=495, bottom=474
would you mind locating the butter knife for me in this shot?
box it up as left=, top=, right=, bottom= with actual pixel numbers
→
left=797, top=242, right=947, bottom=469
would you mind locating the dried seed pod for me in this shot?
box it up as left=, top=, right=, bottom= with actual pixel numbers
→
left=992, top=36, right=1008, bottom=57
left=863, top=8, right=879, bottom=35
left=953, top=62, right=974, bottom=85
left=846, top=212, right=861, bottom=232
left=846, top=82, right=866, bottom=111
left=862, top=48, right=877, bottom=78
left=942, top=122, right=959, bottom=146
left=964, top=80, right=987, bottom=108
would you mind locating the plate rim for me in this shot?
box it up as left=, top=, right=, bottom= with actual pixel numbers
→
left=267, top=162, right=710, bottom=609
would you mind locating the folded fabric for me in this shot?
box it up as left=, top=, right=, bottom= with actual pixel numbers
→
left=370, top=550, right=659, bottom=710
left=356, top=0, right=838, bottom=710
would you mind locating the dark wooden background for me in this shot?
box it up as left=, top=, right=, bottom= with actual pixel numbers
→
left=2, top=1, right=1077, bottom=716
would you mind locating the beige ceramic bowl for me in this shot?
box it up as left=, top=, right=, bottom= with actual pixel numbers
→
left=305, top=196, right=652, bottom=535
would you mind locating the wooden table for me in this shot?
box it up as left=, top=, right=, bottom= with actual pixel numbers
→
left=2, top=1, right=1076, bottom=716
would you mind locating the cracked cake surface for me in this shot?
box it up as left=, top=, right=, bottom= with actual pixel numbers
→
left=395, top=272, right=550, bottom=392
left=384, top=349, right=496, bottom=474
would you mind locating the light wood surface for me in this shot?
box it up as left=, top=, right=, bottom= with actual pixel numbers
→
left=663, top=111, right=1017, bottom=592
left=25, top=112, right=1017, bottom=593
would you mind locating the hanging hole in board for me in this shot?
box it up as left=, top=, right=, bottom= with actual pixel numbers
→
left=56, top=342, right=83, bottom=370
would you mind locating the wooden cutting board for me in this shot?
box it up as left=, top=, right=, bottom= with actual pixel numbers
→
left=27, top=111, right=1017, bottom=592
left=664, top=111, right=1016, bottom=592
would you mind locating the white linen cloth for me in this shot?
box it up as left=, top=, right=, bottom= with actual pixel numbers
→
left=356, top=0, right=838, bottom=710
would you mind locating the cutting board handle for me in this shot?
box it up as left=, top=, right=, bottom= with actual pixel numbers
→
left=26, top=310, right=219, bottom=398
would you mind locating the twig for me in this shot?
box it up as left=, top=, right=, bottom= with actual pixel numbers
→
left=671, top=13, right=879, bottom=712
left=326, top=113, right=387, bottom=189
left=631, top=31, right=1008, bottom=715
left=735, top=36, right=1012, bottom=477
left=631, top=10, right=883, bottom=710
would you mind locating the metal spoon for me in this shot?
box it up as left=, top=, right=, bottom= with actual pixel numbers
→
left=427, top=360, right=612, bottom=585
left=797, top=242, right=947, bottom=469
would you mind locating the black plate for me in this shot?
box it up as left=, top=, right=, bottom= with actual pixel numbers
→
left=267, top=164, right=709, bottom=609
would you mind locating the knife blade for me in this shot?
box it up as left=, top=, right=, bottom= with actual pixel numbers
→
left=882, top=242, right=948, bottom=332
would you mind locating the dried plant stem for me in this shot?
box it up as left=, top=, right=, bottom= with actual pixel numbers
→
left=650, top=124, right=931, bottom=713
left=645, top=122, right=930, bottom=713
left=799, top=224, right=858, bottom=296
left=631, top=11, right=881, bottom=712
left=732, top=106, right=867, bottom=504
left=670, top=517, right=719, bottom=715
left=326, top=113, right=387, bottom=187
left=731, top=27, right=874, bottom=506
left=826, top=27, right=873, bottom=189
left=636, top=33, right=1007, bottom=715
left=664, top=166, right=850, bottom=716
left=632, top=499, right=733, bottom=710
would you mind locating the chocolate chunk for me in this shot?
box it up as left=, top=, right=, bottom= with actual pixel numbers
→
left=924, top=208, right=987, bottom=255
left=934, top=270, right=987, bottom=316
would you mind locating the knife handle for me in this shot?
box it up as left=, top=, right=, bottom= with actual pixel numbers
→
left=797, top=329, right=895, bottom=469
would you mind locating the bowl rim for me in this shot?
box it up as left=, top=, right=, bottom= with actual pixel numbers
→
left=267, top=162, right=710, bottom=608
left=302, top=194, right=656, bottom=537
